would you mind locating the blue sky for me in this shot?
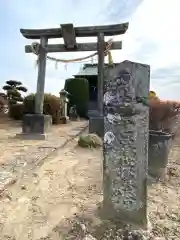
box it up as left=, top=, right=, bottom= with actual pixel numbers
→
left=0, top=0, right=180, bottom=100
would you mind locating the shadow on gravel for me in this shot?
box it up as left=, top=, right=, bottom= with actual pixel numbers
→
left=41, top=208, right=147, bottom=240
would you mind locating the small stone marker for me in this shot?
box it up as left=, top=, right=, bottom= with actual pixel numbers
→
left=103, top=60, right=150, bottom=227
left=69, top=105, right=78, bottom=120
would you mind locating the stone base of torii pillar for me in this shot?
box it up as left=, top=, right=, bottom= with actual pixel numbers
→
left=16, top=114, right=52, bottom=140
left=89, top=115, right=104, bottom=137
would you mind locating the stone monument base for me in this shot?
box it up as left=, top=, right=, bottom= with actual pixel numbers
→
left=89, top=116, right=104, bottom=137
left=16, top=114, right=52, bottom=140
left=100, top=198, right=147, bottom=229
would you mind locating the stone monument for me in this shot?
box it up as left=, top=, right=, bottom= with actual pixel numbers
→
left=103, top=60, right=150, bottom=228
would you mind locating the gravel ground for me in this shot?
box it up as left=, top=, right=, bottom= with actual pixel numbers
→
left=0, top=118, right=180, bottom=239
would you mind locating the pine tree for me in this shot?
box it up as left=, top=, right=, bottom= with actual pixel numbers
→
left=3, top=80, right=27, bottom=105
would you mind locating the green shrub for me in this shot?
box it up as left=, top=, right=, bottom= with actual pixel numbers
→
left=78, top=134, right=102, bottom=148
left=64, top=78, right=89, bottom=118
left=23, top=93, right=62, bottom=124
left=9, top=103, right=24, bottom=120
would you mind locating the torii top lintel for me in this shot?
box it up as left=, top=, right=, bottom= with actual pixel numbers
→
left=20, top=22, right=129, bottom=39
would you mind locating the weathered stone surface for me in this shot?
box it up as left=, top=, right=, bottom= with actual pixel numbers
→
left=103, top=60, right=150, bottom=227
left=22, top=114, right=52, bottom=135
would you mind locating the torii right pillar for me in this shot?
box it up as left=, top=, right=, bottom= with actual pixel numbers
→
left=103, top=60, right=150, bottom=228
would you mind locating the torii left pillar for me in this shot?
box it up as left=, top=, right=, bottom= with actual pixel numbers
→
left=20, top=37, right=52, bottom=140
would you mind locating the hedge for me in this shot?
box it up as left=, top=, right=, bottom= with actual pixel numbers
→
left=64, top=78, right=89, bottom=118
left=9, top=93, right=62, bottom=124
left=9, top=103, right=24, bottom=120
left=23, top=93, right=62, bottom=124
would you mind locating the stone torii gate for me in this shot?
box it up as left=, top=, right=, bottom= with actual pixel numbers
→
left=20, top=23, right=150, bottom=228
left=20, top=23, right=129, bottom=138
